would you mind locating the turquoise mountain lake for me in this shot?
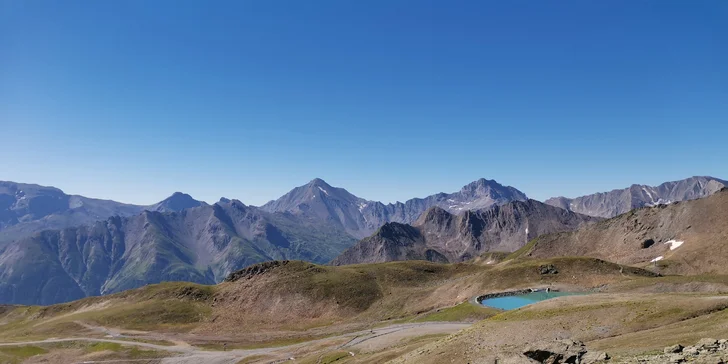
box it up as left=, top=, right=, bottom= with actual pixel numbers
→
left=480, top=291, right=579, bottom=310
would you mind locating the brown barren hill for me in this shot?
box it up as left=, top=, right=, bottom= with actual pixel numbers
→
left=518, top=188, right=728, bottom=275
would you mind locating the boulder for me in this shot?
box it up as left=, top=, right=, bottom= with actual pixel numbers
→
left=664, top=344, right=684, bottom=354
left=523, top=339, right=586, bottom=363
left=582, top=351, right=610, bottom=363
left=539, top=264, right=559, bottom=275
left=682, top=346, right=699, bottom=356
left=719, top=339, right=728, bottom=350
left=696, top=338, right=719, bottom=351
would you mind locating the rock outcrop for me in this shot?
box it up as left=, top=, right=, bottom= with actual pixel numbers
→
left=224, top=260, right=291, bottom=282
left=539, top=264, right=559, bottom=275
left=622, top=338, right=728, bottom=363
left=522, top=339, right=609, bottom=363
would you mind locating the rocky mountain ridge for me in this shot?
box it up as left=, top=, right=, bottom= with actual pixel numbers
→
left=0, top=181, right=205, bottom=245
left=261, top=177, right=528, bottom=238
left=545, top=176, right=727, bottom=218
left=331, top=199, right=600, bottom=265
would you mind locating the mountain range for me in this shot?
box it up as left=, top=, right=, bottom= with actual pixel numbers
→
left=0, top=175, right=725, bottom=305
left=260, top=178, right=528, bottom=238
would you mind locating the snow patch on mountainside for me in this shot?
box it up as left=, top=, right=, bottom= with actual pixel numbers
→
left=665, top=239, right=684, bottom=250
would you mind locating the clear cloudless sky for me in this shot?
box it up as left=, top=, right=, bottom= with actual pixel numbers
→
left=1, top=0, right=726, bottom=205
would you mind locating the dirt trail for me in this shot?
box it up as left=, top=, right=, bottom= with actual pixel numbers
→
left=0, top=322, right=470, bottom=364
left=342, top=323, right=469, bottom=353
left=0, top=337, right=193, bottom=353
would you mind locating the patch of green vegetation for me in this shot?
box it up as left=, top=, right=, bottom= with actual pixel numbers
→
left=609, top=275, right=728, bottom=292
left=0, top=345, right=47, bottom=363
left=402, top=333, right=450, bottom=344
left=413, top=302, right=499, bottom=322
left=489, top=300, right=638, bottom=322
left=315, top=351, right=352, bottom=364
left=87, top=300, right=212, bottom=330
left=16, top=340, right=168, bottom=360
left=506, top=238, right=540, bottom=260
left=127, top=347, right=164, bottom=359
left=237, top=355, right=276, bottom=364
left=471, top=251, right=510, bottom=264
left=87, top=342, right=124, bottom=352
left=198, top=335, right=319, bottom=351
left=34, top=281, right=215, bottom=318
left=119, top=337, right=177, bottom=346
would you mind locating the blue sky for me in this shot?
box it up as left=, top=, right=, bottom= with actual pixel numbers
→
left=1, top=0, right=726, bottom=205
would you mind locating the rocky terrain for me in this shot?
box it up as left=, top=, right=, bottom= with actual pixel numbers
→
left=332, top=199, right=599, bottom=265
left=545, top=176, right=726, bottom=218
left=481, top=338, right=728, bottom=363
left=261, top=178, right=528, bottom=238
left=521, top=339, right=609, bottom=363
left=0, top=200, right=354, bottom=305
left=521, top=188, right=728, bottom=274
left=626, top=338, right=728, bottom=363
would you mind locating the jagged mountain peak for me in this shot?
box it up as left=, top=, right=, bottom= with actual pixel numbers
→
left=150, top=192, right=204, bottom=213
left=307, top=178, right=331, bottom=187
left=416, top=206, right=452, bottom=225
left=460, top=178, right=498, bottom=191
left=375, top=222, right=419, bottom=240
left=458, top=178, right=527, bottom=198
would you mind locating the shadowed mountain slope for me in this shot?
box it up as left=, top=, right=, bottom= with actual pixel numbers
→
left=332, top=199, right=599, bottom=265
left=0, top=181, right=204, bottom=245
left=0, top=200, right=355, bottom=305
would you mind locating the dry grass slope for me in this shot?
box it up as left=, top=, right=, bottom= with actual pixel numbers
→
left=515, top=189, right=728, bottom=275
